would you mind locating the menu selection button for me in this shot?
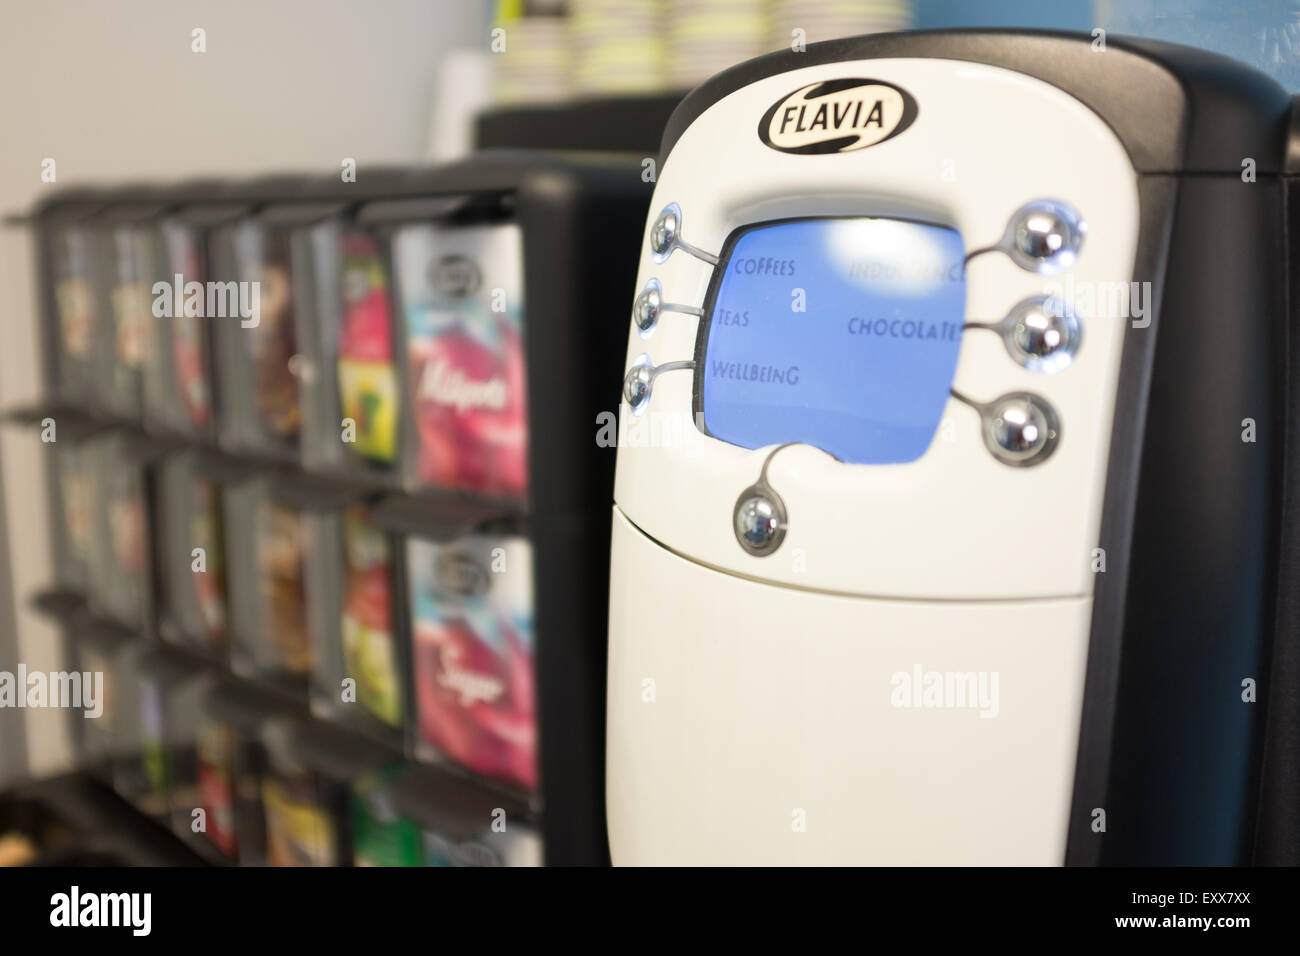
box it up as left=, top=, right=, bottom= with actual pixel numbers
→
left=634, top=279, right=662, bottom=333
left=1003, top=200, right=1085, bottom=275
left=733, top=485, right=787, bottom=556
left=981, top=392, right=1060, bottom=467
left=1000, top=295, right=1081, bottom=373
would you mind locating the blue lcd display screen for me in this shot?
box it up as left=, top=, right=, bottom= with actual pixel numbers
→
left=700, top=218, right=966, bottom=464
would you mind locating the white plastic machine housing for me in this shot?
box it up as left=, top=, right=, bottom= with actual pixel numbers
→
left=607, top=56, right=1140, bottom=865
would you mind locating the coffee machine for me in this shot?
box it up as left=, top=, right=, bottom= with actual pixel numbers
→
left=606, top=30, right=1300, bottom=865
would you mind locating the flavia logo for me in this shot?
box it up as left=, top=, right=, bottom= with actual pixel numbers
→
left=759, top=79, right=918, bottom=154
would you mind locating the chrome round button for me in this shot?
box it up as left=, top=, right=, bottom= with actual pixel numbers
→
left=981, top=392, right=1060, bottom=466
left=622, top=362, right=653, bottom=412
left=650, top=203, right=682, bottom=262
left=733, top=485, right=787, bottom=556
left=1001, top=296, right=1081, bottom=373
left=634, top=279, right=662, bottom=334
left=1004, top=200, right=1085, bottom=274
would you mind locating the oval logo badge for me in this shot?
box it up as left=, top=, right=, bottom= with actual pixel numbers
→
left=759, top=79, right=918, bottom=155
left=433, top=551, right=491, bottom=598
left=429, top=254, right=481, bottom=299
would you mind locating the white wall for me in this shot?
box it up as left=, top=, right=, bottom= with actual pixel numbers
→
left=0, top=0, right=490, bottom=779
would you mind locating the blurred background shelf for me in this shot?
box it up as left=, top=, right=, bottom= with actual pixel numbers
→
left=475, top=94, right=686, bottom=154
left=0, top=773, right=210, bottom=867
